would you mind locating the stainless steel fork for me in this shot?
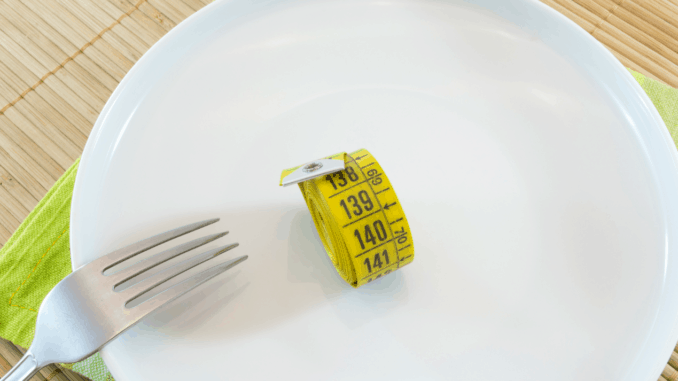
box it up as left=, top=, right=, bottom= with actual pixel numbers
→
left=1, top=218, right=247, bottom=381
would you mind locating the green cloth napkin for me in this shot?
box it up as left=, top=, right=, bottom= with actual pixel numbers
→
left=0, top=69, right=676, bottom=381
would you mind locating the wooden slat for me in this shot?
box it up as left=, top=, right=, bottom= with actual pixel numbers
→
left=147, top=0, right=189, bottom=25
left=73, top=0, right=159, bottom=49
left=42, top=76, right=99, bottom=125
left=643, top=1, right=678, bottom=37
left=0, top=347, right=11, bottom=376
left=180, top=0, right=203, bottom=13
left=0, top=196, right=21, bottom=237
left=2, top=106, right=76, bottom=168
left=0, top=213, right=15, bottom=244
left=1, top=0, right=79, bottom=55
left=129, top=7, right=171, bottom=39
left=120, top=11, right=166, bottom=46
left=138, top=1, right=178, bottom=31
left=74, top=41, right=127, bottom=82
left=33, top=84, right=95, bottom=137
left=0, top=163, right=39, bottom=213
left=13, top=0, right=132, bottom=99
left=21, top=91, right=89, bottom=149
left=614, top=1, right=678, bottom=55
left=542, top=0, right=678, bottom=87
left=576, top=0, right=678, bottom=67
left=663, top=363, right=678, bottom=381
left=0, top=145, right=48, bottom=201
left=108, top=0, right=141, bottom=14
left=58, top=0, right=152, bottom=57
left=13, top=99, right=85, bottom=157
left=1, top=0, right=128, bottom=90
left=72, top=54, right=119, bottom=93
left=56, top=61, right=110, bottom=106
left=0, top=79, right=18, bottom=106
left=0, top=33, right=43, bottom=84
left=0, top=115, right=63, bottom=183
left=0, top=9, right=71, bottom=64
left=0, top=184, right=29, bottom=223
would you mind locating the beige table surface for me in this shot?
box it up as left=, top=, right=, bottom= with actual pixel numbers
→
left=0, top=0, right=676, bottom=380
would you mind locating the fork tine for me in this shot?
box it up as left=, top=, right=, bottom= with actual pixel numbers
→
left=126, top=255, right=248, bottom=315
left=110, top=232, right=229, bottom=287
left=121, top=243, right=240, bottom=304
left=94, top=218, right=220, bottom=271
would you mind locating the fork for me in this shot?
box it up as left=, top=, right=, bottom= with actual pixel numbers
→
left=1, top=218, right=247, bottom=381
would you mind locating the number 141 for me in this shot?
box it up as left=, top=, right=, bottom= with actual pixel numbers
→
left=364, top=249, right=390, bottom=273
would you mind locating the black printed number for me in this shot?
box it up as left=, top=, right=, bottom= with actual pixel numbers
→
left=345, top=166, right=359, bottom=181
left=339, top=191, right=374, bottom=219
left=358, top=191, right=373, bottom=211
left=366, top=168, right=382, bottom=186
left=394, top=226, right=409, bottom=244
left=326, top=166, right=359, bottom=190
left=354, top=220, right=388, bottom=250
left=325, top=172, right=347, bottom=190
left=364, top=249, right=390, bottom=273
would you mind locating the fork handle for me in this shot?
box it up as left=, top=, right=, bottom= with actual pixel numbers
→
left=0, top=351, right=42, bottom=381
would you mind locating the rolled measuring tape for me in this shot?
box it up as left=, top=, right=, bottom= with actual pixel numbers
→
left=280, top=149, right=414, bottom=288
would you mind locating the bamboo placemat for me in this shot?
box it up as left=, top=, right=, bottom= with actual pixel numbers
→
left=0, top=0, right=676, bottom=380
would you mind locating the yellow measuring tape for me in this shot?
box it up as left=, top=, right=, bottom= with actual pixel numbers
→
left=280, top=149, right=414, bottom=288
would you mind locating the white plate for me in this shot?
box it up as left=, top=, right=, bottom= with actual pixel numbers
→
left=70, top=0, right=678, bottom=380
